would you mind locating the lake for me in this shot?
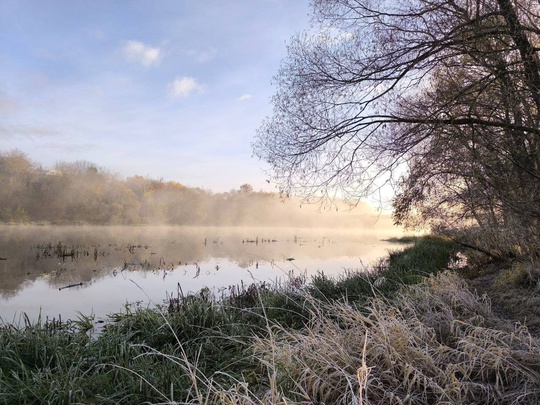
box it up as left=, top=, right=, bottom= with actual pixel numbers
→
left=0, top=225, right=405, bottom=324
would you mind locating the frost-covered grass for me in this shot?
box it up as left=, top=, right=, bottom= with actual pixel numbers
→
left=4, top=236, right=536, bottom=404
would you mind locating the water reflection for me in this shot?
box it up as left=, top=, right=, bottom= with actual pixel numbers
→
left=0, top=225, right=404, bottom=322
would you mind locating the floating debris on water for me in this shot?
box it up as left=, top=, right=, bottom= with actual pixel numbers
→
left=59, top=282, right=84, bottom=291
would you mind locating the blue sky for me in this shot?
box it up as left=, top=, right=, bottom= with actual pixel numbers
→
left=0, top=0, right=311, bottom=192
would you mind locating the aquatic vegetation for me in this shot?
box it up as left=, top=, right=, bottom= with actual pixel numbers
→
left=2, top=236, right=535, bottom=404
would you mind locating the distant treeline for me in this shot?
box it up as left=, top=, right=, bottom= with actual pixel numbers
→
left=0, top=150, right=380, bottom=227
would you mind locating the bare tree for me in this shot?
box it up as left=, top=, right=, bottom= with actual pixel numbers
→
left=254, top=0, right=540, bottom=253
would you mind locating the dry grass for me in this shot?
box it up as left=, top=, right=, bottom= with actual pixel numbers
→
left=4, top=236, right=540, bottom=404
left=253, top=271, right=540, bottom=404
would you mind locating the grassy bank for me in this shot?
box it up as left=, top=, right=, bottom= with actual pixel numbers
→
left=2, top=236, right=539, bottom=404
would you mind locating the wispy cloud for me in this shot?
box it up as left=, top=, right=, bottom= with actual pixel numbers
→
left=168, top=76, right=204, bottom=98
left=182, top=47, right=217, bottom=63
left=0, top=94, right=19, bottom=116
left=123, top=40, right=162, bottom=67
left=238, top=94, right=252, bottom=101
left=88, top=28, right=106, bottom=41
left=41, top=141, right=100, bottom=153
left=0, top=124, right=61, bottom=140
left=195, top=48, right=217, bottom=63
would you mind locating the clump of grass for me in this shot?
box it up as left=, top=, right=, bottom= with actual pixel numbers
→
left=494, top=259, right=540, bottom=289
left=255, top=271, right=540, bottom=404
left=382, top=235, right=420, bottom=244
left=309, top=235, right=459, bottom=303
left=0, top=313, right=95, bottom=404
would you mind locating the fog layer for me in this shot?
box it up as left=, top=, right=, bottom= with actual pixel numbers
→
left=0, top=150, right=393, bottom=229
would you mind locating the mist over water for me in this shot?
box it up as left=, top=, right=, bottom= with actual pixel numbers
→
left=0, top=150, right=396, bottom=228
left=0, top=224, right=404, bottom=323
left=0, top=151, right=406, bottom=324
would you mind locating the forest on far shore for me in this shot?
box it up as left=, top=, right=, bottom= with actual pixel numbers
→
left=0, top=149, right=385, bottom=228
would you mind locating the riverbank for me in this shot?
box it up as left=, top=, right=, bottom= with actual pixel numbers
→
left=1, top=236, right=539, bottom=404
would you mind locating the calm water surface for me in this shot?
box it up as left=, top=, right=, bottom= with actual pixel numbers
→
left=0, top=225, right=404, bottom=324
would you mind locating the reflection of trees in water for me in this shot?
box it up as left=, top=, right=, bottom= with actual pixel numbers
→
left=0, top=226, right=206, bottom=296
left=0, top=225, right=401, bottom=297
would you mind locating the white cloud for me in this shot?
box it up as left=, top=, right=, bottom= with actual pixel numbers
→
left=238, top=94, right=252, bottom=101
left=168, top=76, right=204, bottom=98
left=123, top=40, right=162, bottom=67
